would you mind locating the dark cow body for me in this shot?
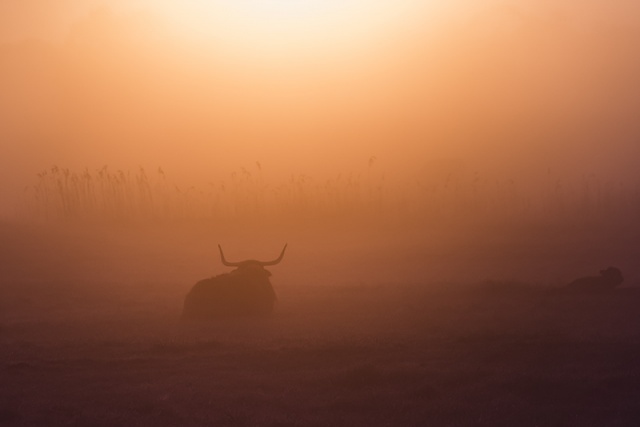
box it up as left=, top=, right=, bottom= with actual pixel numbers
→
left=182, top=245, right=286, bottom=320
left=183, top=269, right=276, bottom=319
left=565, top=266, right=624, bottom=293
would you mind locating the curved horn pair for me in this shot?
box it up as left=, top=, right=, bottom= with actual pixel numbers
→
left=218, top=244, right=287, bottom=267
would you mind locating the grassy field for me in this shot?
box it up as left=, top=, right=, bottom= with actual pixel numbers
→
left=1, top=220, right=640, bottom=426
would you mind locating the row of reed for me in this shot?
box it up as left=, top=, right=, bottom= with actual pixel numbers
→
left=22, top=164, right=640, bottom=226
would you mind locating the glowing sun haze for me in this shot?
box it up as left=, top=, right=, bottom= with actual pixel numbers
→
left=150, top=0, right=446, bottom=59
left=1, top=0, right=640, bottom=218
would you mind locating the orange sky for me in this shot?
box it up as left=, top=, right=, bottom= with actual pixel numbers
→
left=1, top=1, right=640, bottom=217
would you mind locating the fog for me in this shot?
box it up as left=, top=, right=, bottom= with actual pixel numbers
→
left=2, top=1, right=640, bottom=216
left=1, top=1, right=640, bottom=280
left=3, top=4, right=640, bottom=425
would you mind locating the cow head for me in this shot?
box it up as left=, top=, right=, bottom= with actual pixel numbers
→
left=600, top=266, right=624, bottom=287
left=218, top=244, right=287, bottom=277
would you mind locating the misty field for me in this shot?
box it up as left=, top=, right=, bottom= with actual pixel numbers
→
left=2, top=218, right=640, bottom=427
left=5, top=1, right=640, bottom=424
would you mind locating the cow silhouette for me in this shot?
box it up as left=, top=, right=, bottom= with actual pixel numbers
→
left=564, top=267, right=624, bottom=293
left=182, top=244, right=287, bottom=319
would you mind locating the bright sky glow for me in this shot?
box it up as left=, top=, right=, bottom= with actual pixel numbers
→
left=152, top=0, right=441, bottom=58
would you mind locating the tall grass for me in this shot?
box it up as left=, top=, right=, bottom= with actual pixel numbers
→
left=22, top=163, right=640, bottom=227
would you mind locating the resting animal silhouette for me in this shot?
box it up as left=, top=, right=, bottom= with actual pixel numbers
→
left=564, top=267, right=623, bottom=292
left=182, top=244, right=287, bottom=319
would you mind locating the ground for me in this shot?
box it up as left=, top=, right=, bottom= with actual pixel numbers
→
left=1, top=220, right=640, bottom=426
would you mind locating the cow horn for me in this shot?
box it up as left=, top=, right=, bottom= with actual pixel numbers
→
left=218, top=244, right=242, bottom=267
left=259, top=244, right=288, bottom=266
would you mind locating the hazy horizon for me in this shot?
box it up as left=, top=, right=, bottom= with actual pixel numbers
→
left=2, top=1, right=640, bottom=219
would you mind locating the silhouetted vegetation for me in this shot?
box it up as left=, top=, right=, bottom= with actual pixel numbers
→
left=22, top=163, right=640, bottom=228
